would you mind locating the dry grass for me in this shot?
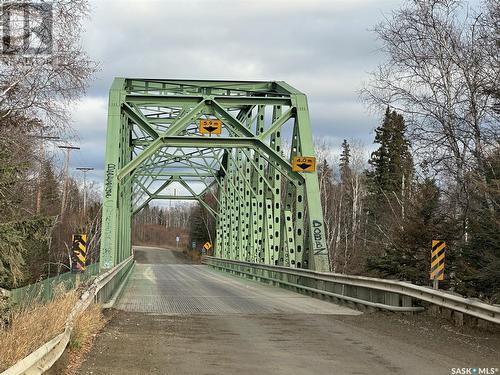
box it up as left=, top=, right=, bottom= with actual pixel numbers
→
left=0, top=291, right=107, bottom=374
left=69, top=303, right=105, bottom=350
left=0, top=290, right=79, bottom=372
left=63, top=303, right=106, bottom=375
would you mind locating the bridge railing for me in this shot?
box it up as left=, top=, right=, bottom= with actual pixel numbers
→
left=1, top=256, right=134, bottom=375
left=203, top=256, right=500, bottom=325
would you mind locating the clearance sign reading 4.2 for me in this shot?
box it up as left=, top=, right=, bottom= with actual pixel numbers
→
left=292, top=156, right=316, bottom=172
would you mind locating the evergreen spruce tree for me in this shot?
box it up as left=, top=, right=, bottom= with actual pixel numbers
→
left=364, top=109, right=458, bottom=286
left=337, top=140, right=354, bottom=272
left=367, top=179, right=447, bottom=284
left=367, top=107, right=392, bottom=195
left=339, top=139, right=351, bottom=184
left=459, top=149, right=500, bottom=301
left=0, top=131, right=56, bottom=287
left=367, top=107, right=413, bottom=199
left=364, top=108, right=417, bottom=274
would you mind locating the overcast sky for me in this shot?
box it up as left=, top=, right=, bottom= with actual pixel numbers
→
left=68, top=0, right=404, bottom=184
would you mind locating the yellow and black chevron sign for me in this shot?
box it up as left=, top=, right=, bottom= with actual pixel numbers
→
left=430, top=240, right=446, bottom=280
left=71, top=234, right=87, bottom=272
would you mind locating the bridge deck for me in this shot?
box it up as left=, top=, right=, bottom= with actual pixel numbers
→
left=116, top=255, right=359, bottom=316
left=73, top=247, right=498, bottom=375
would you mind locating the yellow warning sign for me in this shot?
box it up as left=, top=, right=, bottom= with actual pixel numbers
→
left=71, top=234, right=87, bottom=272
left=199, top=119, right=222, bottom=134
left=430, top=240, right=446, bottom=280
left=292, top=156, right=316, bottom=172
left=203, top=241, right=212, bottom=251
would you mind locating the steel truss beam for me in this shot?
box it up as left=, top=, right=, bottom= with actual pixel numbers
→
left=100, top=78, right=330, bottom=272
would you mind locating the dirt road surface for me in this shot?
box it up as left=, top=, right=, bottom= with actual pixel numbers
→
left=76, top=246, right=499, bottom=375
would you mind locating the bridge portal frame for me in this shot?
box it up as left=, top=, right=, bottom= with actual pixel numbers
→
left=100, top=78, right=330, bottom=272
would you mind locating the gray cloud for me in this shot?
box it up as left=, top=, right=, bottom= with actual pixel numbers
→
left=71, top=0, right=403, bottom=183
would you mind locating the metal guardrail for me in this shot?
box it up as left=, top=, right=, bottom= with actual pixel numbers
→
left=1, top=256, right=134, bottom=375
left=203, top=256, right=500, bottom=325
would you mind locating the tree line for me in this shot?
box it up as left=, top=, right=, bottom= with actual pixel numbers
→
left=0, top=0, right=97, bottom=289
left=321, top=0, right=498, bottom=301
left=319, top=107, right=498, bottom=301
left=132, top=205, right=192, bottom=248
left=0, top=136, right=102, bottom=288
left=133, top=194, right=217, bottom=251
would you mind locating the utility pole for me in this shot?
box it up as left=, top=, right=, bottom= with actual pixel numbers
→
left=58, top=145, right=80, bottom=221
left=76, top=167, right=94, bottom=218
left=30, top=129, right=60, bottom=214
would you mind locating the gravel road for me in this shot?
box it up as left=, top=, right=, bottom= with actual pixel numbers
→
left=75, top=246, right=499, bottom=375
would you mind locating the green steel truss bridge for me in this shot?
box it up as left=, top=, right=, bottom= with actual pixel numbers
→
left=7, top=78, right=498, bottom=375
left=100, top=78, right=330, bottom=272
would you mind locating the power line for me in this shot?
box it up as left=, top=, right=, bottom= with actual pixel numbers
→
left=76, top=167, right=94, bottom=217
left=30, top=129, right=60, bottom=214
left=58, top=145, right=80, bottom=221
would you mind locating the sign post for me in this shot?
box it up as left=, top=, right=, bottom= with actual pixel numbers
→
left=176, top=236, right=180, bottom=248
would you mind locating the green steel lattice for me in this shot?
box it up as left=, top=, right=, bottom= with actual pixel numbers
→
left=100, top=79, right=330, bottom=272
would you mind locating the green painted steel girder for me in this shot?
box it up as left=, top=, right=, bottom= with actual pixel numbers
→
left=100, top=78, right=330, bottom=273
left=126, top=94, right=292, bottom=107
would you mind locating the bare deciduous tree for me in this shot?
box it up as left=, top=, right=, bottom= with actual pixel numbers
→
left=0, top=0, right=97, bottom=130
left=361, top=0, right=499, bottom=228
left=316, top=140, right=367, bottom=273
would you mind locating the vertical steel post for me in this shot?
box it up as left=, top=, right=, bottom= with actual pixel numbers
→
left=293, top=94, right=329, bottom=271
left=100, top=78, right=126, bottom=270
